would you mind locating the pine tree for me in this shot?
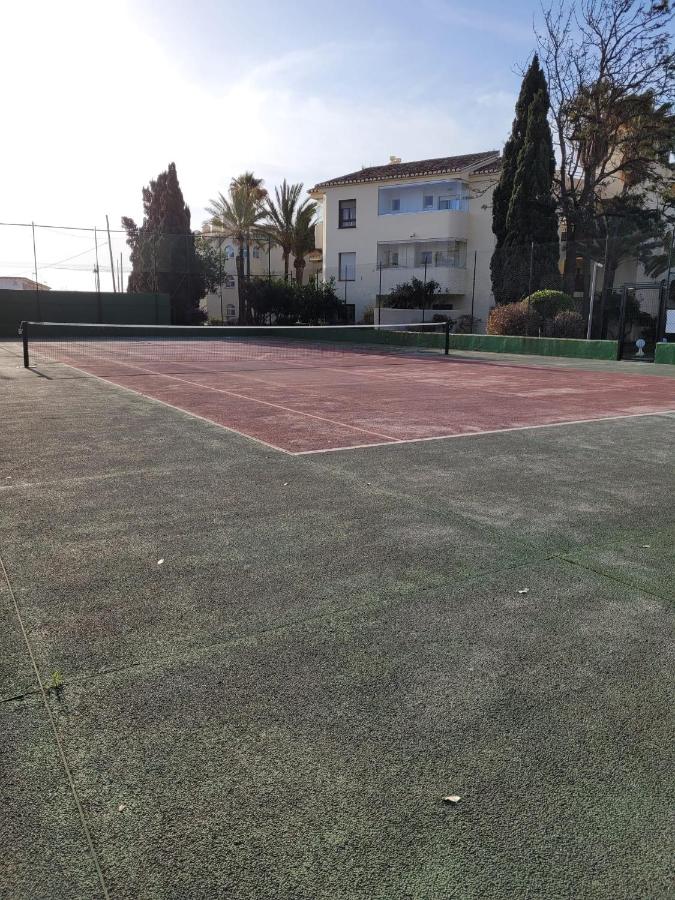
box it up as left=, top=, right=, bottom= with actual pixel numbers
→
left=491, top=55, right=558, bottom=303
left=123, top=163, right=206, bottom=325
left=501, top=84, right=561, bottom=300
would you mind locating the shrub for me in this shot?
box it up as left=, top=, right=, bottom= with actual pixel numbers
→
left=487, top=301, right=542, bottom=336
left=361, top=306, right=374, bottom=325
left=385, top=277, right=441, bottom=309
left=525, top=290, right=575, bottom=321
left=454, top=314, right=480, bottom=334
left=550, top=310, right=585, bottom=338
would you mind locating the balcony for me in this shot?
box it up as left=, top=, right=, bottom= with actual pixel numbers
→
left=378, top=180, right=469, bottom=215
left=377, top=241, right=468, bottom=295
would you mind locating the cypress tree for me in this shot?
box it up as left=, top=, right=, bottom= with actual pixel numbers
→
left=491, top=55, right=558, bottom=303
left=123, top=163, right=206, bottom=324
left=501, top=83, right=560, bottom=299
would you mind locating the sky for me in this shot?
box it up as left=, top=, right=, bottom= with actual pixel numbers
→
left=0, top=0, right=541, bottom=290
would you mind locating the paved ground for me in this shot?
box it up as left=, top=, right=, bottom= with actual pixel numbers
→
left=1, top=342, right=674, bottom=899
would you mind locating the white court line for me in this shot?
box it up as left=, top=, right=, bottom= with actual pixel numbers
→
left=291, top=409, right=675, bottom=455
left=162, top=372, right=400, bottom=441
left=33, top=352, right=400, bottom=447
left=29, top=356, right=296, bottom=455
left=27, top=351, right=675, bottom=457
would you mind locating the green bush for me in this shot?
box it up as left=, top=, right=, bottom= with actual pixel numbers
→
left=525, top=290, right=575, bottom=321
left=550, top=310, right=585, bottom=338
left=454, top=314, right=480, bottom=334
left=487, top=301, right=542, bottom=336
left=361, top=305, right=374, bottom=325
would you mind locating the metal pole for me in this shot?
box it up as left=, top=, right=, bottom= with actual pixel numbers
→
left=31, top=222, right=41, bottom=321
left=598, top=228, right=610, bottom=337
left=268, top=236, right=272, bottom=281
left=470, top=249, right=477, bottom=333
left=94, top=227, right=102, bottom=320
left=616, top=285, right=628, bottom=360
left=120, top=252, right=124, bottom=293
left=586, top=262, right=602, bottom=340
left=105, top=215, right=116, bottom=291
left=663, top=230, right=674, bottom=317
left=378, top=261, right=382, bottom=326
left=525, top=241, right=534, bottom=337
left=21, top=321, right=29, bottom=368
left=219, top=240, right=224, bottom=323
left=423, top=259, right=427, bottom=323
left=444, top=318, right=450, bottom=355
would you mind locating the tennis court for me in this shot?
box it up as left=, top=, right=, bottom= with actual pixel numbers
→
left=17, top=322, right=675, bottom=453
left=2, top=327, right=674, bottom=900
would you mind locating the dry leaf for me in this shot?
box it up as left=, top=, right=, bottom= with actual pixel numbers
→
left=118, top=803, right=126, bottom=812
left=157, top=559, right=164, bottom=566
left=518, top=588, right=529, bottom=594
left=443, top=795, right=461, bottom=804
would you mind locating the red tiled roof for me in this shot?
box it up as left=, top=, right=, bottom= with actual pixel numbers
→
left=472, top=158, right=502, bottom=175
left=310, top=151, right=500, bottom=191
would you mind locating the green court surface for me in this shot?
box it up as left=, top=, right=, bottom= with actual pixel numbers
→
left=1, top=341, right=673, bottom=899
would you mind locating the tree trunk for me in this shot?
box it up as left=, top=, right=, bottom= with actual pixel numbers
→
left=294, top=258, right=306, bottom=285
left=283, top=252, right=289, bottom=281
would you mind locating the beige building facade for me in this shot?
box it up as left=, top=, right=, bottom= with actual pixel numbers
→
left=309, top=152, right=501, bottom=327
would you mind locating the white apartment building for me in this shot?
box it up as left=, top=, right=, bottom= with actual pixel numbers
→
left=201, top=227, right=322, bottom=322
left=309, top=151, right=501, bottom=326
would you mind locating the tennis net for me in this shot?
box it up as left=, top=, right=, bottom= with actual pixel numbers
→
left=20, top=321, right=451, bottom=375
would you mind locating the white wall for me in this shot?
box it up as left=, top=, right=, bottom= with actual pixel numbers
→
left=318, top=171, right=497, bottom=326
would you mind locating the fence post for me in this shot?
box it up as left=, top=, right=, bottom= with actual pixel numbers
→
left=21, top=321, right=29, bottom=368
left=444, top=318, right=450, bottom=355
left=616, top=285, right=628, bottom=360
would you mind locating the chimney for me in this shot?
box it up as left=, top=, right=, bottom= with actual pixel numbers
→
left=389, top=155, right=402, bottom=164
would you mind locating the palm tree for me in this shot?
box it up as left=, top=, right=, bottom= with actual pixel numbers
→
left=265, top=180, right=315, bottom=280
left=292, top=203, right=317, bottom=285
left=206, top=178, right=266, bottom=323
left=231, top=172, right=267, bottom=277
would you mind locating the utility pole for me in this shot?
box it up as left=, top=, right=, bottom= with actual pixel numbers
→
left=105, top=215, right=116, bottom=291
left=31, top=221, right=41, bottom=320
left=94, top=227, right=101, bottom=294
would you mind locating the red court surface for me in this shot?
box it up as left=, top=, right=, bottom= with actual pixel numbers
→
left=31, top=340, right=675, bottom=453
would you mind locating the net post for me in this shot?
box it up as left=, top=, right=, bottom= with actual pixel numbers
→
left=444, top=319, right=450, bottom=355
left=20, top=321, right=30, bottom=368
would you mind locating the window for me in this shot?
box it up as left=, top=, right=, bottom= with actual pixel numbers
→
left=390, top=251, right=399, bottom=267
left=391, top=197, right=401, bottom=212
left=225, top=304, right=236, bottom=318
left=224, top=274, right=235, bottom=288
left=419, top=250, right=432, bottom=266
left=224, top=244, right=235, bottom=259
left=423, top=195, right=434, bottom=210
left=339, top=252, right=356, bottom=281
left=252, top=246, right=261, bottom=258
left=438, top=196, right=453, bottom=210
left=339, top=199, right=356, bottom=228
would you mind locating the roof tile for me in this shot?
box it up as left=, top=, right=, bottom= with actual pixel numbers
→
left=311, top=151, right=500, bottom=190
